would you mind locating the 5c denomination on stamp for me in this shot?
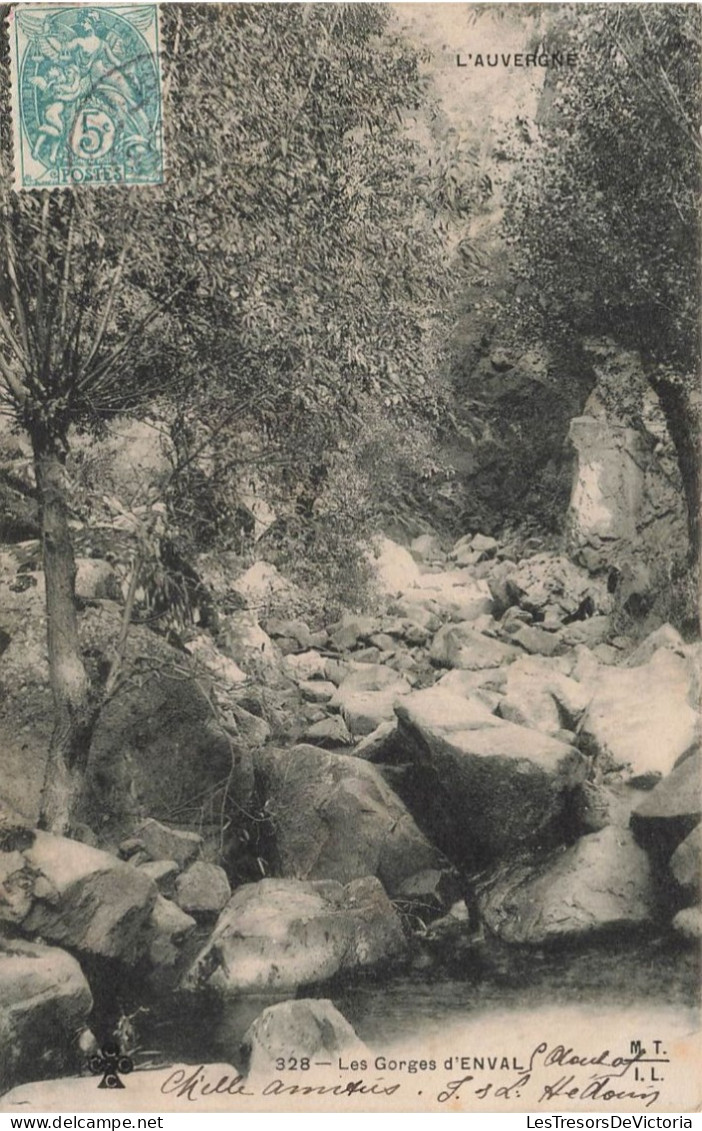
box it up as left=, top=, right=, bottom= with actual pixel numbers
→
left=9, top=4, right=164, bottom=190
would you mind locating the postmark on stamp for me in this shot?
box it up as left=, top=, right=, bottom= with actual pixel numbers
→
left=9, top=4, right=164, bottom=190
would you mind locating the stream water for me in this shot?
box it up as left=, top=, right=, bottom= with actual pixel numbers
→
left=125, top=933, right=698, bottom=1071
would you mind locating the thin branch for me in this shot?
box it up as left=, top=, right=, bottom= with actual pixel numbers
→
left=2, top=208, right=33, bottom=366
left=0, top=302, right=29, bottom=370
left=76, top=279, right=195, bottom=397
left=0, top=352, right=29, bottom=407
left=35, top=193, right=51, bottom=366
left=610, top=21, right=702, bottom=157
left=103, top=557, right=141, bottom=702
left=57, top=200, right=76, bottom=349
left=162, top=6, right=184, bottom=103
left=284, top=7, right=341, bottom=141
left=159, top=381, right=301, bottom=487
left=79, top=243, right=130, bottom=379
left=638, top=10, right=701, bottom=152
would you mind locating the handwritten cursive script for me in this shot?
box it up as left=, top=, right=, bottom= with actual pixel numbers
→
left=159, top=1038, right=669, bottom=1110
left=160, top=1066, right=400, bottom=1102
left=436, top=1042, right=663, bottom=1108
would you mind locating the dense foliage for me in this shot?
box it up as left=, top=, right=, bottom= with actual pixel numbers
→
left=0, top=5, right=456, bottom=447
left=158, top=5, right=459, bottom=585
left=503, top=4, right=701, bottom=567
left=506, top=4, right=700, bottom=372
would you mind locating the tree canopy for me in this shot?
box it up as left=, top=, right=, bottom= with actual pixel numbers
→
left=503, top=3, right=701, bottom=565
left=0, top=5, right=456, bottom=444
left=505, top=4, right=700, bottom=374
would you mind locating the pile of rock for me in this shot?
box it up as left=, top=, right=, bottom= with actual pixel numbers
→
left=1, top=531, right=699, bottom=1097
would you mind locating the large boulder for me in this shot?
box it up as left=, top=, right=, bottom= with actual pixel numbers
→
left=328, top=616, right=380, bottom=653
left=143, top=895, right=197, bottom=978
left=624, top=624, right=685, bottom=668
left=255, top=744, right=450, bottom=895
left=579, top=648, right=699, bottom=780
left=331, top=663, right=410, bottom=699
left=185, top=634, right=247, bottom=687
left=567, top=417, right=647, bottom=571
left=265, top=617, right=314, bottom=651
left=284, top=649, right=328, bottom=682
left=338, top=691, right=409, bottom=736
left=19, top=831, right=158, bottom=963
left=395, top=687, right=587, bottom=866
left=137, top=859, right=179, bottom=898
left=669, top=826, right=702, bottom=899
left=232, top=562, right=300, bottom=615
left=330, top=664, right=413, bottom=735
left=672, top=905, right=702, bottom=942
left=429, top=623, right=519, bottom=670
left=0, top=937, right=93, bottom=1092
left=299, top=679, right=337, bottom=704
left=498, top=656, right=589, bottom=736
left=436, top=667, right=507, bottom=698
left=175, top=862, right=231, bottom=915
left=387, top=598, right=441, bottom=634
left=353, top=720, right=398, bottom=762
left=84, top=608, right=251, bottom=834
left=410, top=533, right=444, bottom=564
left=413, top=572, right=493, bottom=621
left=510, top=623, right=563, bottom=657
left=182, top=875, right=406, bottom=995
left=503, top=553, right=610, bottom=624
left=241, top=999, right=367, bottom=1077
left=630, top=752, right=701, bottom=858
left=74, top=558, right=122, bottom=602
left=126, top=819, right=202, bottom=869
left=302, top=716, right=353, bottom=748
left=480, top=826, right=656, bottom=944
left=449, top=532, right=499, bottom=563
left=366, top=536, right=421, bottom=596
left=219, top=611, right=282, bottom=677
left=380, top=615, right=431, bottom=647
left=566, top=344, right=688, bottom=576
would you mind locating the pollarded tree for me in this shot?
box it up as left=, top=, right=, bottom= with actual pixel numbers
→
left=0, top=4, right=458, bottom=833
left=504, top=4, right=701, bottom=595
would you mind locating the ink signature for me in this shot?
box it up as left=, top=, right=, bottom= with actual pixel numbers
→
left=437, top=1042, right=665, bottom=1108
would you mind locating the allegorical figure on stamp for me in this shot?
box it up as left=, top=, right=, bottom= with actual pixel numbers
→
left=12, top=4, right=164, bottom=188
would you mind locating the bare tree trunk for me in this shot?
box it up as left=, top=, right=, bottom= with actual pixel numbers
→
left=32, top=429, right=97, bottom=835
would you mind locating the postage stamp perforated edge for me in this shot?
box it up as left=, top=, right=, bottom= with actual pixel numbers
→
left=7, top=3, right=165, bottom=193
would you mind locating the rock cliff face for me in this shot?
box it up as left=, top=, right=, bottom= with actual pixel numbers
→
left=566, top=341, right=688, bottom=587
left=392, top=5, right=589, bottom=535
left=390, top=11, right=691, bottom=554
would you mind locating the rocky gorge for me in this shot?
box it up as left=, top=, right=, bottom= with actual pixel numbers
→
left=0, top=366, right=699, bottom=1098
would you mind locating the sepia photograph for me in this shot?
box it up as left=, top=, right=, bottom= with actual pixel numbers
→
left=0, top=1, right=699, bottom=1114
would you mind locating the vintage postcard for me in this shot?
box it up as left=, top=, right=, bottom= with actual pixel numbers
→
left=0, top=0, right=699, bottom=1116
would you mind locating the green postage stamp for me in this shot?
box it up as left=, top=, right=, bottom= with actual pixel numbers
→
left=9, top=4, right=164, bottom=189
